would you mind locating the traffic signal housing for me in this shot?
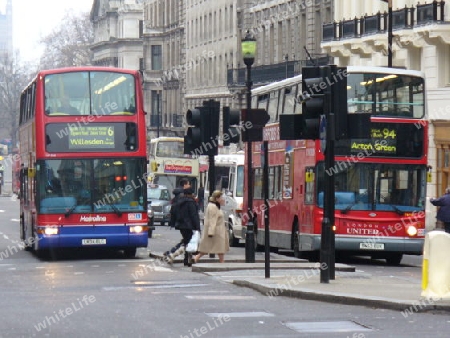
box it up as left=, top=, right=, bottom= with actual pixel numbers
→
left=184, top=106, right=208, bottom=155
left=241, top=109, right=270, bottom=142
left=331, top=65, right=348, bottom=140
left=280, top=66, right=327, bottom=140
left=301, top=66, right=327, bottom=140
left=183, top=100, right=220, bottom=156
left=223, top=106, right=241, bottom=146
left=206, top=100, right=220, bottom=155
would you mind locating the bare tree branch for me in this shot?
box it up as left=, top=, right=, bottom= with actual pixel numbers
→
left=39, top=11, right=94, bottom=70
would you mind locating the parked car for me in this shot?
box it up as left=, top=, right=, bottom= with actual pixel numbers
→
left=147, top=201, right=155, bottom=238
left=147, top=184, right=171, bottom=226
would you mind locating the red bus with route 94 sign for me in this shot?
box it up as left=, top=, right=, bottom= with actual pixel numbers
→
left=244, top=66, right=428, bottom=265
left=18, top=67, right=149, bottom=257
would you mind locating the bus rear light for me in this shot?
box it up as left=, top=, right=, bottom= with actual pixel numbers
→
left=37, top=227, right=59, bottom=235
left=406, top=225, right=418, bottom=237
left=130, top=225, right=147, bottom=233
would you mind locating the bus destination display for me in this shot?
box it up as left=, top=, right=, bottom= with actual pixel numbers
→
left=68, top=126, right=115, bottom=149
left=45, top=123, right=137, bottom=153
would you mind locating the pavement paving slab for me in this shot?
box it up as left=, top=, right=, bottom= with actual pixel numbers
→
left=149, top=250, right=450, bottom=312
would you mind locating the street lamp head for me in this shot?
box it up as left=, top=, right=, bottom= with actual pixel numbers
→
left=241, top=30, right=257, bottom=67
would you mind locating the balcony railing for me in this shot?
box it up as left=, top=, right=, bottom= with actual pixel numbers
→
left=227, top=55, right=332, bottom=87
left=322, top=0, right=445, bottom=42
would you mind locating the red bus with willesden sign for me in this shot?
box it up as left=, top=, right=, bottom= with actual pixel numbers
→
left=18, top=67, right=149, bottom=258
left=148, top=137, right=200, bottom=192
left=245, top=66, right=428, bottom=265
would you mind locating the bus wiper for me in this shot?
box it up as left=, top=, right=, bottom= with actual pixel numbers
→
left=341, top=202, right=357, bottom=214
left=65, top=204, right=77, bottom=218
left=389, top=204, right=404, bottom=216
left=107, top=201, right=122, bottom=217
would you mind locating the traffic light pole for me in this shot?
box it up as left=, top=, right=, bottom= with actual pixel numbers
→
left=245, top=63, right=255, bottom=263
left=320, top=67, right=336, bottom=284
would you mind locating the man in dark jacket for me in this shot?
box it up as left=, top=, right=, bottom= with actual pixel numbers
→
left=156, top=178, right=189, bottom=259
left=431, top=187, right=450, bottom=234
left=164, top=187, right=201, bottom=266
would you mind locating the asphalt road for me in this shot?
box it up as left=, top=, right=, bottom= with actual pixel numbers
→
left=0, top=196, right=447, bottom=338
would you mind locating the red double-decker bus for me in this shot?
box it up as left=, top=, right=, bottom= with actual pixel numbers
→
left=245, top=66, right=428, bottom=265
left=18, top=67, right=149, bottom=257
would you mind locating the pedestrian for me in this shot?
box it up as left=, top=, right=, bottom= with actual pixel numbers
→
left=430, top=187, right=450, bottom=234
left=194, top=190, right=229, bottom=263
left=157, top=178, right=190, bottom=259
left=197, top=184, right=205, bottom=212
left=168, top=179, right=188, bottom=228
left=163, top=186, right=201, bottom=266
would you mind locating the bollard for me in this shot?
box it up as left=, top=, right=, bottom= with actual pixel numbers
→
left=245, top=221, right=255, bottom=263
left=421, top=230, right=450, bottom=299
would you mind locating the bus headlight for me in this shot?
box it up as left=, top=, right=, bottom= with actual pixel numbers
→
left=406, top=225, right=418, bottom=237
left=130, top=225, right=146, bottom=233
left=37, top=227, right=59, bottom=235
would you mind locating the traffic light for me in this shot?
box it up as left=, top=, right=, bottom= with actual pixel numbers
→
left=183, top=100, right=220, bottom=156
left=184, top=106, right=208, bottom=154
left=301, top=66, right=327, bottom=140
left=331, top=65, right=348, bottom=140
left=280, top=66, right=328, bottom=140
left=223, top=106, right=241, bottom=146
left=206, top=100, right=220, bottom=154
left=241, top=109, right=270, bottom=142
left=329, top=65, right=370, bottom=139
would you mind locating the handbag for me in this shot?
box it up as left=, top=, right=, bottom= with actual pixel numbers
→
left=186, top=230, right=200, bottom=253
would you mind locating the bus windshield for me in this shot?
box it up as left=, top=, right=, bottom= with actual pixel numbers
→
left=155, top=141, right=185, bottom=158
left=37, top=158, right=146, bottom=214
left=44, top=71, right=136, bottom=116
left=316, top=162, right=426, bottom=212
left=347, top=72, right=425, bottom=118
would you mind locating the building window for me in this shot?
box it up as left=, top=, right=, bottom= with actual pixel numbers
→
left=139, top=20, right=144, bottom=38
left=151, top=45, right=162, bottom=70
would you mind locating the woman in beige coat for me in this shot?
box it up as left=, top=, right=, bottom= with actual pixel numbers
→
left=194, top=190, right=229, bottom=263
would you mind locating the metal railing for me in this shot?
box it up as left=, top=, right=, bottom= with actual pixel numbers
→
left=322, top=0, right=446, bottom=42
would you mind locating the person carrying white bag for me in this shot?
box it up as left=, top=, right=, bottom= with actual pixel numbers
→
left=193, top=190, right=229, bottom=263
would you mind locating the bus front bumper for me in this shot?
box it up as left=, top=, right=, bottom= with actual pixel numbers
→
left=35, top=225, right=148, bottom=250
left=300, top=234, right=424, bottom=255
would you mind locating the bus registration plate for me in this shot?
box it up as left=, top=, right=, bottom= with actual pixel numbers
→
left=359, top=243, right=384, bottom=250
left=82, top=239, right=106, bottom=245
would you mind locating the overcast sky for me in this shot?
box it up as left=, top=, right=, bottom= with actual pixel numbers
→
left=9, top=0, right=94, bottom=63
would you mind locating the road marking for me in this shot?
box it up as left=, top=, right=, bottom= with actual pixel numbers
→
left=206, top=311, right=274, bottom=318
left=185, top=295, right=255, bottom=300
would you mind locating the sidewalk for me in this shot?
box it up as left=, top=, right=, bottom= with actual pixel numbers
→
left=150, top=250, right=450, bottom=312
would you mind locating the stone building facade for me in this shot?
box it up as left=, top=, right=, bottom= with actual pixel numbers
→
left=90, top=0, right=333, bottom=143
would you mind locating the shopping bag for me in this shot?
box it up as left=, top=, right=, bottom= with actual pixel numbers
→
left=186, top=230, right=200, bottom=253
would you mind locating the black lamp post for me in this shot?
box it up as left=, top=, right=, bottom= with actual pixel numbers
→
left=381, top=0, right=393, bottom=67
left=242, top=30, right=257, bottom=263
left=388, top=0, right=392, bottom=67
left=156, top=91, right=161, bottom=137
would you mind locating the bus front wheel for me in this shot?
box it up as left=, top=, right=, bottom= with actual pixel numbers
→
left=385, top=253, right=403, bottom=266
left=124, top=247, right=137, bottom=258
